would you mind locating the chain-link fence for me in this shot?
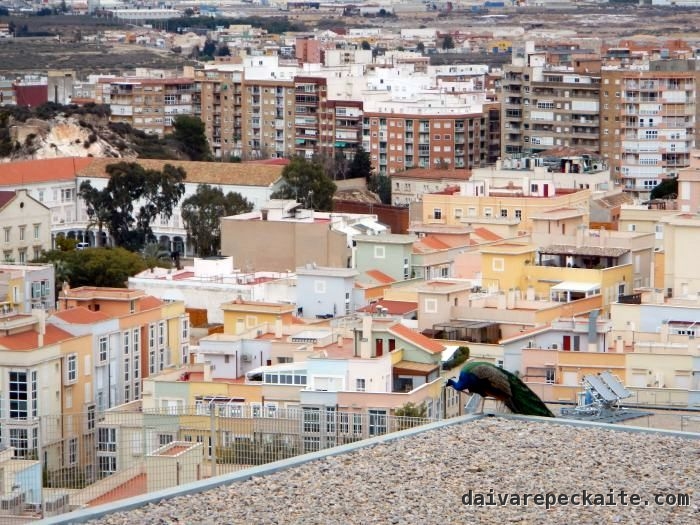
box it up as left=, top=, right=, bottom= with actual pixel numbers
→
left=0, top=405, right=434, bottom=521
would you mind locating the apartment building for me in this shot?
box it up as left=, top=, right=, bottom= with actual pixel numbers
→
left=104, top=77, right=196, bottom=136
left=501, top=41, right=601, bottom=157
left=0, top=157, right=94, bottom=247
left=599, top=68, right=696, bottom=197
left=0, top=263, right=55, bottom=313
left=362, top=100, right=497, bottom=175
left=0, top=189, right=52, bottom=264
left=194, top=57, right=298, bottom=160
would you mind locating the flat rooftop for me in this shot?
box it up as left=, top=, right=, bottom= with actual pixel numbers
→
left=54, top=416, right=699, bottom=525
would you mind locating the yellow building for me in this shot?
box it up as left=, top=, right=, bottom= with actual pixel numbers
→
left=221, top=299, right=297, bottom=335
left=480, top=241, right=633, bottom=314
left=421, top=187, right=590, bottom=233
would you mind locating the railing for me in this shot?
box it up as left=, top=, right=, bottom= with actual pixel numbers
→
left=0, top=406, right=434, bottom=520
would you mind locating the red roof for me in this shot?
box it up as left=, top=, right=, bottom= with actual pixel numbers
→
left=246, top=158, right=290, bottom=166
left=0, top=157, right=94, bottom=185
left=140, top=296, right=164, bottom=310
left=357, top=300, right=418, bottom=316
left=0, top=191, right=15, bottom=209
left=388, top=323, right=445, bottom=354
left=0, top=325, right=74, bottom=351
left=413, top=235, right=451, bottom=252
left=52, top=307, right=109, bottom=324
left=472, top=227, right=502, bottom=242
left=364, top=269, right=396, bottom=285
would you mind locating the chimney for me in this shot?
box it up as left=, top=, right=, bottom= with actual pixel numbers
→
left=360, top=315, right=372, bottom=359
left=526, top=286, right=535, bottom=301
left=36, top=309, right=45, bottom=348
left=497, top=293, right=507, bottom=310
left=274, top=316, right=282, bottom=338
left=615, top=335, right=624, bottom=353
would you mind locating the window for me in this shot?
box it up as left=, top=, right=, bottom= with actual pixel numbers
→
left=545, top=368, right=555, bottom=384
left=66, top=354, right=77, bottom=383
left=68, top=438, right=78, bottom=465
left=433, top=208, right=442, bottom=220
left=3, top=227, right=9, bottom=242
left=515, top=209, right=522, bottom=220
left=99, top=336, right=108, bottom=362
left=374, top=245, right=385, bottom=259
left=454, top=208, right=463, bottom=219
left=149, top=324, right=155, bottom=349
left=158, top=321, right=165, bottom=346
left=9, top=370, right=37, bottom=419
left=368, top=409, right=387, bottom=436
left=33, top=224, right=40, bottom=240
left=98, top=428, right=117, bottom=452
left=492, top=258, right=505, bottom=272
left=123, top=331, right=130, bottom=355
left=500, top=209, right=508, bottom=218
left=87, top=405, right=96, bottom=430
left=314, top=280, right=326, bottom=294
left=18, top=249, right=26, bottom=263
left=98, top=456, right=117, bottom=476
left=425, top=298, right=438, bottom=313
left=303, top=407, right=321, bottom=433
left=19, top=225, right=25, bottom=241
left=356, top=378, right=366, bottom=392
left=158, top=433, right=174, bottom=446
left=484, top=208, right=493, bottom=218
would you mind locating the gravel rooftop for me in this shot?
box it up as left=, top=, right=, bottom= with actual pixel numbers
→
left=87, top=417, right=699, bottom=525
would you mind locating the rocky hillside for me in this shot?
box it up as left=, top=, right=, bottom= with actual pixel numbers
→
left=0, top=104, right=187, bottom=162
left=9, top=115, right=131, bottom=160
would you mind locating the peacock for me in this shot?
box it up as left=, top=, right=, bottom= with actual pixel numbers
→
left=446, top=361, right=554, bottom=417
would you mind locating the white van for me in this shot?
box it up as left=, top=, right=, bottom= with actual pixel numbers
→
left=76, top=242, right=90, bottom=250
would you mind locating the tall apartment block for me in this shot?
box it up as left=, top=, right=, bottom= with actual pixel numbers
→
left=600, top=68, right=696, bottom=196
left=194, top=62, right=363, bottom=161
left=501, top=42, right=601, bottom=157
left=105, top=77, right=196, bottom=136
left=362, top=101, right=498, bottom=175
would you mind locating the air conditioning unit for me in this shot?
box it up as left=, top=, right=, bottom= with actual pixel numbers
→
left=241, top=354, right=252, bottom=363
left=43, top=494, right=69, bottom=515
left=0, top=491, right=25, bottom=513
left=551, top=344, right=558, bottom=350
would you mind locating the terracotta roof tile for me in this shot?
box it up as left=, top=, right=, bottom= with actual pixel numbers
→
left=52, top=307, right=109, bottom=324
left=357, top=300, right=418, bottom=315
left=414, top=235, right=451, bottom=251
left=392, top=168, right=471, bottom=181
left=0, top=157, right=93, bottom=185
left=77, top=158, right=283, bottom=187
left=0, top=191, right=15, bottom=209
left=472, top=227, right=502, bottom=242
left=388, top=323, right=445, bottom=354
left=0, top=325, right=74, bottom=351
left=364, top=270, right=396, bottom=285
left=140, top=296, right=164, bottom=310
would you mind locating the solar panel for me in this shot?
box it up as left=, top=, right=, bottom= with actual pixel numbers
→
left=599, top=371, right=632, bottom=400
left=584, top=374, right=618, bottom=403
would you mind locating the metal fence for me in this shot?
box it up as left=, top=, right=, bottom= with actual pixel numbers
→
left=0, top=406, right=435, bottom=521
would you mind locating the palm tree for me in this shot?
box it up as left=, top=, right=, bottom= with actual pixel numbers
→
left=141, top=243, right=171, bottom=270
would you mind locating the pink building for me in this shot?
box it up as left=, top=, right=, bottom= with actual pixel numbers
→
left=677, top=150, right=700, bottom=213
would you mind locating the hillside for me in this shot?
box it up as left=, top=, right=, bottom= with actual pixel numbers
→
left=0, top=104, right=188, bottom=162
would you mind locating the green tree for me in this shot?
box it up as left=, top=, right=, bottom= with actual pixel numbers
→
left=394, top=402, right=428, bottom=430
left=216, top=45, right=231, bottom=57
left=171, top=115, right=211, bottom=161
left=39, top=247, right=148, bottom=290
left=367, top=174, right=391, bottom=205
left=650, top=177, right=678, bottom=200
left=442, top=346, right=470, bottom=371
left=79, top=162, right=186, bottom=251
left=141, top=242, right=172, bottom=270
left=271, top=157, right=337, bottom=211
left=181, top=184, right=253, bottom=257
left=202, top=39, right=217, bottom=58
left=416, top=42, right=425, bottom=53
left=360, top=40, right=371, bottom=50
left=347, top=146, right=372, bottom=180
left=442, top=35, right=455, bottom=50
